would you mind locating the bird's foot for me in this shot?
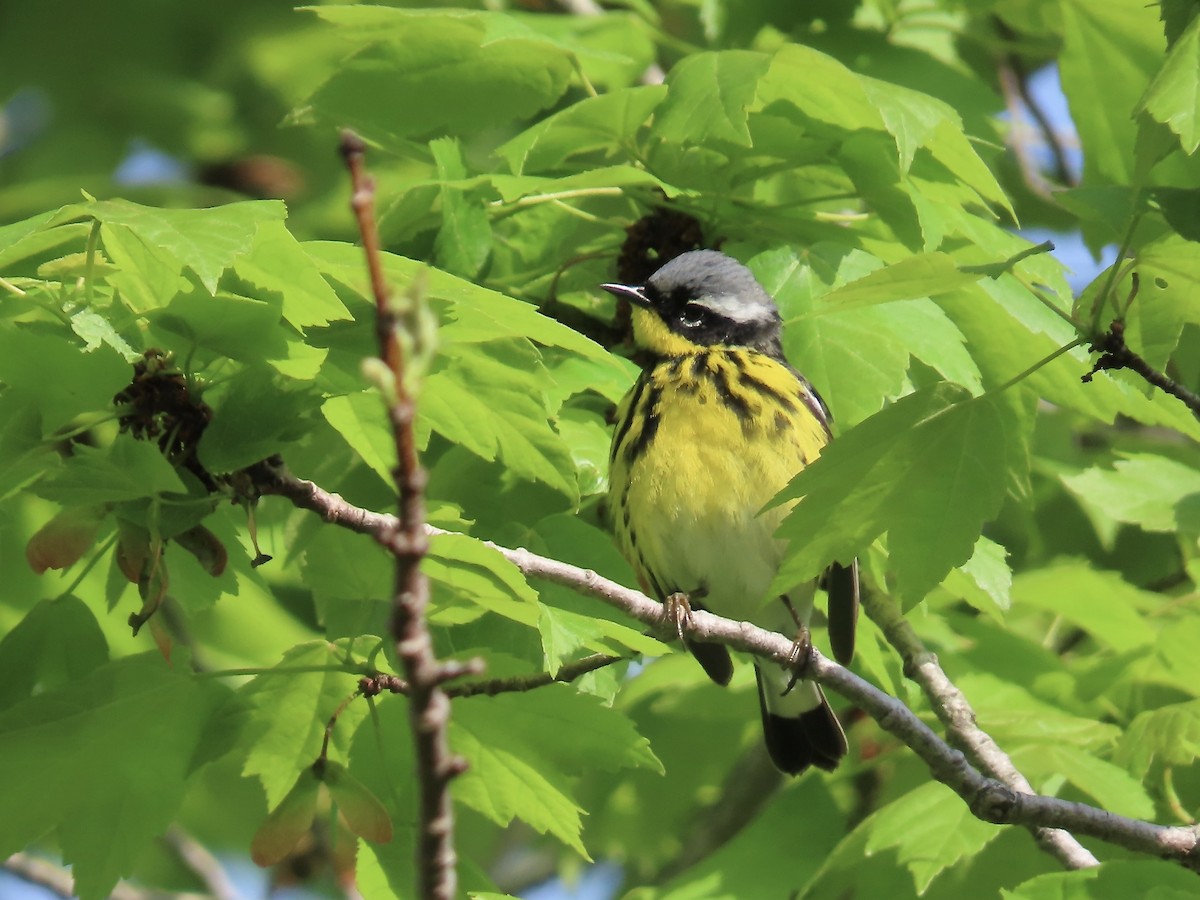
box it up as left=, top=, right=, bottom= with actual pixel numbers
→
left=662, top=586, right=707, bottom=645
left=782, top=625, right=813, bottom=695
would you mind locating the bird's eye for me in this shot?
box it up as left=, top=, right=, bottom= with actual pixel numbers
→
left=679, top=304, right=708, bottom=328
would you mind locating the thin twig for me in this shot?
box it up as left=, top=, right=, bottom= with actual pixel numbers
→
left=164, top=826, right=243, bottom=900
left=339, top=130, right=477, bottom=900
left=357, top=653, right=623, bottom=700
left=3, top=852, right=207, bottom=900
left=1083, top=320, right=1200, bottom=417
left=860, top=590, right=1099, bottom=870
left=447, top=653, right=623, bottom=697
left=993, top=18, right=1075, bottom=195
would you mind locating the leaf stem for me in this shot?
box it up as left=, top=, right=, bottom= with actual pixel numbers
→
left=59, top=532, right=118, bottom=599
left=1024, top=285, right=1081, bottom=329
left=0, top=275, right=27, bottom=297
left=490, top=186, right=626, bottom=212
left=194, top=663, right=366, bottom=679
left=990, top=337, right=1088, bottom=395
left=84, top=219, right=100, bottom=307
left=1091, top=204, right=1143, bottom=331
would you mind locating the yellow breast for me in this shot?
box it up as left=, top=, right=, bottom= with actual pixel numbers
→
left=609, top=348, right=829, bottom=620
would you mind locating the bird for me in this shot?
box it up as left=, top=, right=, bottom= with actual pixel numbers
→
left=603, top=249, right=858, bottom=775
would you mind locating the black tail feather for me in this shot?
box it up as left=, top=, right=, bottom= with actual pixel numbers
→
left=756, top=670, right=847, bottom=775
left=688, top=640, right=734, bottom=686
left=825, top=559, right=859, bottom=666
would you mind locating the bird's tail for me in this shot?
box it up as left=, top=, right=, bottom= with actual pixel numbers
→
left=755, top=663, right=847, bottom=775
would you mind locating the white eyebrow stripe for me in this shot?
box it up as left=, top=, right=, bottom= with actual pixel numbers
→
left=693, top=292, right=774, bottom=324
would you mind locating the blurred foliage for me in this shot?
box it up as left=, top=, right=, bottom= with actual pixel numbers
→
left=2, top=1, right=1200, bottom=899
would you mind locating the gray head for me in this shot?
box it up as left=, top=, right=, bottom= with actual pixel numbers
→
left=602, top=250, right=784, bottom=356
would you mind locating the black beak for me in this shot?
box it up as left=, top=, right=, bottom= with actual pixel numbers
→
left=601, top=282, right=651, bottom=307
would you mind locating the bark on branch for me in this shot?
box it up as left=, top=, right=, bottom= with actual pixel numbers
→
left=249, top=465, right=1200, bottom=872
left=339, top=131, right=478, bottom=900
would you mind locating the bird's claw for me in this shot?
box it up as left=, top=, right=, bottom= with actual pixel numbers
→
left=662, top=591, right=695, bottom=644
left=782, top=625, right=813, bottom=695
left=662, top=586, right=708, bottom=644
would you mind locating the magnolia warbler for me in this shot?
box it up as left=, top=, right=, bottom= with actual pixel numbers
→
left=603, top=249, right=858, bottom=775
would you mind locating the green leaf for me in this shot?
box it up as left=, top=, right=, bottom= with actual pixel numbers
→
left=1115, top=700, right=1200, bottom=776
left=0, top=209, right=76, bottom=268
left=649, top=50, right=770, bottom=148
left=1126, top=234, right=1200, bottom=370
left=321, top=391, right=396, bottom=485
left=756, top=44, right=883, bottom=136
left=1059, top=0, right=1166, bottom=185
left=943, top=275, right=1200, bottom=441
left=489, top=164, right=679, bottom=203
left=939, top=535, right=1012, bottom=618
left=1016, top=743, right=1154, bottom=819
left=1011, top=564, right=1158, bottom=651
left=497, top=85, right=666, bottom=174
left=150, top=289, right=285, bottom=366
left=424, top=532, right=540, bottom=627
left=452, top=687, right=661, bottom=855
left=301, top=7, right=576, bottom=146
left=958, top=674, right=1121, bottom=749
left=99, top=220, right=186, bottom=314
left=0, top=326, right=131, bottom=434
left=759, top=245, right=982, bottom=425
left=0, top=596, right=109, bottom=711
left=865, top=781, right=1001, bottom=894
left=0, top=654, right=229, bottom=900
left=230, top=220, right=352, bottom=330
left=36, top=435, right=187, bottom=505
left=772, top=384, right=1026, bottom=604
left=241, top=641, right=368, bottom=807
left=1062, top=453, right=1200, bottom=535
left=62, top=198, right=285, bottom=293
left=653, top=779, right=844, bottom=899
left=303, top=526, right=391, bottom=640
left=813, top=252, right=984, bottom=312
left=1136, top=13, right=1200, bottom=155
left=537, top=603, right=666, bottom=675
left=1004, top=861, right=1200, bottom=899
left=196, top=365, right=321, bottom=473
left=452, top=714, right=588, bottom=857
left=305, top=241, right=622, bottom=367
left=859, top=76, right=948, bottom=174
left=430, top=137, right=491, bottom=279
left=423, top=342, right=579, bottom=499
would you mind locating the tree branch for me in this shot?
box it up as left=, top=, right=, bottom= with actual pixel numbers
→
left=3, top=852, right=211, bottom=900
left=994, top=18, right=1076, bottom=197
left=164, top=826, right=242, bottom=900
left=652, top=745, right=783, bottom=883
left=339, top=131, right=476, bottom=900
left=358, top=653, right=623, bottom=701
left=860, top=590, right=1100, bottom=870
left=1084, top=319, right=1200, bottom=417
left=249, top=466, right=1200, bottom=871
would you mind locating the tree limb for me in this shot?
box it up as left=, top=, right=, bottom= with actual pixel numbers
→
left=249, top=466, right=1200, bottom=871
left=339, top=131, right=479, bottom=900
left=358, top=653, right=623, bottom=700
left=993, top=18, right=1076, bottom=197
left=164, top=826, right=243, bottom=900
left=3, top=852, right=211, bottom=900
left=652, top=745, right=783, bottom=883
left=860, top=590, right=1100, bottom=870
left=1085, top=319, right=1200, bottom=418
